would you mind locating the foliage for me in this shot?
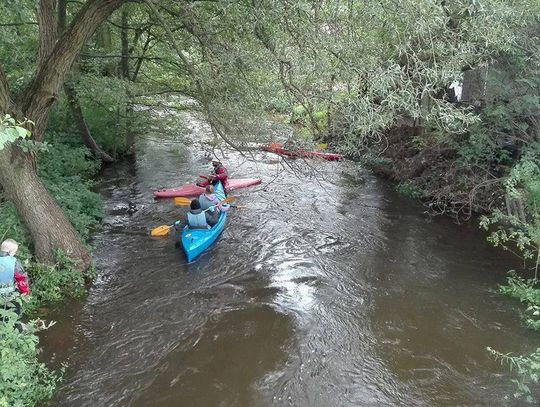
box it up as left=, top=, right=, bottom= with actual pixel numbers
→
left=482, top=150, right=540, bottom=403
left=38, top=138, right=103, bottom=239
left=0, top=295, right=61, bottom=407
left=0, top=202, right=31, bottom=261
left=480, top=151, right=540, bottom=278
left=396, top=181, right=424, bottom=199
left=487, top=346, right=540, bottom=404
left=0, top=114, right=31, bottom=151
left=23, top=251, right=87, bottom=314
left=0, top=0, right=38, bottom=92
left=487, top=273, right=540, bottom=403
left=498, top=273, right=540, bottom=331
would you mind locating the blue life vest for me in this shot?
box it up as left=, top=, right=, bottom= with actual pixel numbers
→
left=0, top=256, right=16, bottom=295
left=187, top=211, right=209, bottom=229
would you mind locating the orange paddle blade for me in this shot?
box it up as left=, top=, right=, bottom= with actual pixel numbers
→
left=174, top=197, right=192, bottom=206
left=151, top=225, right=172, bottom=237
left=221, top=196, right=237, bottom=204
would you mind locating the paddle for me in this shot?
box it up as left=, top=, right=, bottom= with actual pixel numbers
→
left=174, top=196, right=237, bottom=206
left=173, top=197, right=192, bottom=206
left=151, top=224, right=174, bottom=237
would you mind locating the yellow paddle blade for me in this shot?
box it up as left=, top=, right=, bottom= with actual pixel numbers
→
left=221, top=196, right=237, bottom=204
left=174, top=197, right=192, bottom=206
left=317, top=143, right=328, bottom=151
left=151, top=225, right=172, bottom=237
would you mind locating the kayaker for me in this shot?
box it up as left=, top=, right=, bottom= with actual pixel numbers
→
left=199, top=185, right=221, bottom=225
left=209, top=160, right=229, bottom=190
left=1, top=239, right=30, bottom=331
left=199, top=185, right=220, bottom=212
left=198, top=160, right=229, bottom=192
left=173, top=199, right=217, bottom=245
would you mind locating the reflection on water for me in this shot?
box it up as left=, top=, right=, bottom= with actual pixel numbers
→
left=41, top=107, right=538, bottom=406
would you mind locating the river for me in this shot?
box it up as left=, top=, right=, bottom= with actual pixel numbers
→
left=41, top=106, right=538, bottom=406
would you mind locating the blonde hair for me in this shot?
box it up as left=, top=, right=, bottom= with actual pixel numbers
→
left=1, top=239, right=18, bottom=256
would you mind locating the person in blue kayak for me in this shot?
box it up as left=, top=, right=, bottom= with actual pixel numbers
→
left=175, top=198, right=217, bottom=231
left=199, top=185, right=219, bottom=210
left=200, top=184, right=230, bottom=212
left=174, top=199, right=215, bottom=247
left=199, top=185, right=221, bottom=226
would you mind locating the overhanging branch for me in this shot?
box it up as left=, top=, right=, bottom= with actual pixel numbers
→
left=142, top=0, right=245, bottom=155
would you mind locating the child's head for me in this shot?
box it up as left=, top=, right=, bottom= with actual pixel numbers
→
left=190, top=199, right=201, bottom=211
left=1, top=239, right=18, bottom=256
left=205, top=185, right=214, bottom=194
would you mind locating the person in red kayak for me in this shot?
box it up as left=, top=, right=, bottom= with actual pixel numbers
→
left=198, top=160, right=229, bottom=191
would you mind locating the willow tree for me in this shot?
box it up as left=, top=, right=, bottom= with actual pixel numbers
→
left=0, top=0, right=128, bottom=269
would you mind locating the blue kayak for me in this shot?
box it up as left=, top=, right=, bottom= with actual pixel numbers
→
left=181, top=182, right=228, bottom=262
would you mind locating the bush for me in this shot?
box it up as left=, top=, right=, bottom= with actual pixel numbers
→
left=483, top=150, right=540, bottom=403
left=24, top=251, right=87, bottom=315
left=0, top=202, right=31, bottom=261
left=0, top=295, right=62, bottom=407
left=38, top=140, right=103, bottom=240
left=487, top=281, right=540, bottom=404
left=396, top=180, right=424, bottom=199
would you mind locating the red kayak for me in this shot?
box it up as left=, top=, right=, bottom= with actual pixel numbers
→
left=154, top=178, right=261, bottom=198
left=264, top=143, right=344, bottom=161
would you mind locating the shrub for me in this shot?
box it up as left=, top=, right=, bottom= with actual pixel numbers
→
left=396, top=180, right=424, bottom=199
left=24, top=251, right=87, bottom=315
left=0, top=295, right=61, bottom=407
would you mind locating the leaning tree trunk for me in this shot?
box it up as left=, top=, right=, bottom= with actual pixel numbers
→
left=64, top=82, right=115, bottom=162
left=0, top=0, right=128, bottom=270
left=120, top=8, right=136, bottom=156
left=0, top=144, right=91, bottom=268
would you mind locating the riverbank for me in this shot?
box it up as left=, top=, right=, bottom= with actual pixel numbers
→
left=0, top=132, right=104, bottom=405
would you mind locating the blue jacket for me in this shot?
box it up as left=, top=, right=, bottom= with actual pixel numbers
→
left=0, top=255, right=16, bottom=294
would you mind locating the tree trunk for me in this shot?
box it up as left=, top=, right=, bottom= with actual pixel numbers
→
left=37, top=0, right=58, bottom=69
left=121, top=8, right=136, bottom=155
left=0, top=144, right=91, bottom=268
left=18, top=0, right=129, bottom=141
left=0, top=0, right=128, bottom=270
left=64, top=82, right=115, bottom=163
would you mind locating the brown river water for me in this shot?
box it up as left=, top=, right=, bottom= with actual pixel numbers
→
left=41, top=108, right=538, bottom=406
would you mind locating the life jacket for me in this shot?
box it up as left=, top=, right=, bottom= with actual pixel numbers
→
left=213, top=165, right=229, bottom=189
left=187, top=210, right=210, bottom=229
left=0, top=255, right=16, bottom=295
left=199, top=193, right=218, bottom=212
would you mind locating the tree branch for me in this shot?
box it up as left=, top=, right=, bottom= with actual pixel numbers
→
left=18, top=0, right=129, bottom=140
left=0, top=22, right=38, bottom=27
left=0, top=66, right=10, bottom=113
left=37, top=0, right=58, bottom=69
left=142, top=0, right=245, bottom=155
